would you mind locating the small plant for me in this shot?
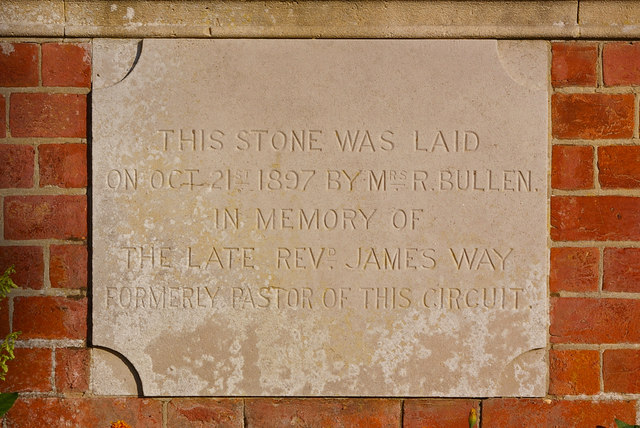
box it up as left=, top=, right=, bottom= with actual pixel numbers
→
left=616, top=419, right=640, bottom=428
left=0, top=266, right=20, bottom=418
left=469, top=407, right=478, bottom=428
left=0, top=266, right=17, bottom=299
left=0, top=331, right=19, bottom=382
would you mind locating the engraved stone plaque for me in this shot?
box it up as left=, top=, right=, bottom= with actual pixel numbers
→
left=92, top=39, right=548, bottom=396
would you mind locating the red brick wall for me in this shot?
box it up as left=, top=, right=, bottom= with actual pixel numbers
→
left=0, top=40, right=639, bottom=427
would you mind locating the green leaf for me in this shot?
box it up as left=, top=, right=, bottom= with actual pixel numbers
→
left=0, top=392, right=18, bottom=417
left=615, top=418, right=640, bottom=428
left=0, top=332, right=20, bottom=381
left=0, top=266, right=17, bottom=300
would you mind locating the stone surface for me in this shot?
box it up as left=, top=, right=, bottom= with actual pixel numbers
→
left=580, top=1, right=640, bottom=38
left=92, top=39, right=548, bottom=396
left=90, top=348, right=138, bottom=396
left=0, top=1, right=64, bottom=36
left=63, top=1, right=578, bottom=38
left=7, top=0, right=640, bottom=39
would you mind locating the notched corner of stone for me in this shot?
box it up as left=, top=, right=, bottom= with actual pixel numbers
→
left=92, top=39, right=143, bottom=90
left=496, top=40, right=549, bottom=91
left=496, top=347, right=547, bottom=397
left=90, top=347, right=141, bottom=396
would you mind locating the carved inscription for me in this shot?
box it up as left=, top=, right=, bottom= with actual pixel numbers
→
left=92, top=39, right=548, bottom=397
left=106, top=129, right=536, bottom=194
left=105, top=284, right=526, bottom=311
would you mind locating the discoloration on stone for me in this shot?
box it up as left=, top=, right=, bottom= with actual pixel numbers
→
left=92, top=39, right=141, bottom=90
left=62, top=1, right=579, bottom=38
left=496, top=40, right=548, bottom=90
left=0, top=0, right=64, bottom=36
left=90, top=348, right=138, bottom=396
left=92, top=39, right=548, bottom=396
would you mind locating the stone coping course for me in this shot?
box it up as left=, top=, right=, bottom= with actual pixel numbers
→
left=1, top=1, right=640, bottom=39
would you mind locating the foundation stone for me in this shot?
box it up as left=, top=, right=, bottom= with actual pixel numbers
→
left=92, top=39, right=548, bottom=396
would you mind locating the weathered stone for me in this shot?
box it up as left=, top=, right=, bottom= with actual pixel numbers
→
left=580, top=1, right=640, bottom=38
left=90, top=349, right=138, bottom=396
left=92, top=39, right=548, bottom=396
left=0, top=0, right=64, bottom=36
left=8, top=0, right=640, bottom=39
left=64, top=1, right=577, bottom=38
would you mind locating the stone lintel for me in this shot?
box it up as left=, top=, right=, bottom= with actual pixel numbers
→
left=3, top=0, right=638, bottom=39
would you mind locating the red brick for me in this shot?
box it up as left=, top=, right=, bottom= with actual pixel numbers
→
left=598, top=145, right=640, bottom=189
left=13, top=296, right=86, bottom=340
left=550, top=247, right=599, bottom=292
left=245, top=399, right=400, bottom=428
left=0, top=95, right=5, bottom=138
left=0, top=43, right=38, bottom=87
left=55, top=348, right=89, bottom=393
left=0, top=145, right=34, bottom=188
left=0, top=299, right=9, bottom=338
left=4, top=195, right=87, bottom=240
left=42, top=43, right=91, bottom=88
left=0, top=348, right=51, bottom=393
left=549, top=349, right=600, bottom=395
left=552, top=145, right=594, bottom=190
left=604, top=349, right=640, bottom=393
left=482, top=398, right=636, bottom=428
left=39, top=143, right=87, bottom=188
left=604, top=248, right=640, bottom=292
left=168, top=399, right=242, bottom=428
left=551, top=43, right=598, bottom=87
left=0, top=246, right=44, bottom=289
left=604, top=43, right=640, bottom=86
left=551, top=196, right=640, bottom=241
left=5, top=397, right=163, bottom=428
left=552, top=93, right=634, bottom=140
left=9, top=93, right=86, bottom=138
left=50, top=245, right=87, bottom=289
left=404, top=399, right=479, bottom=428
left=550, top=297, right=640, bottom=344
